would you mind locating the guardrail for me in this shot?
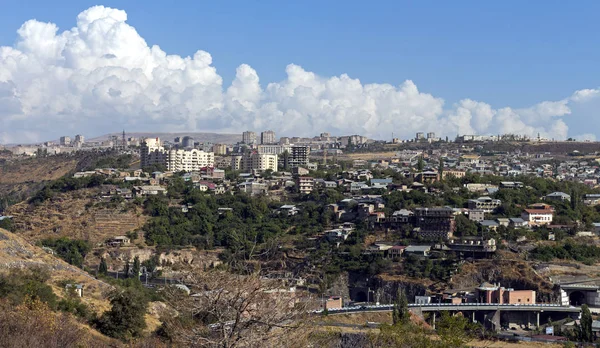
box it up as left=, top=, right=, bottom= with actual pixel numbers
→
left=312, top=303, right=579, bottom=314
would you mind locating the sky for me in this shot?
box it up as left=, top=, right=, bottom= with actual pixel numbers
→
left=1, top=1, right=600, bottom=143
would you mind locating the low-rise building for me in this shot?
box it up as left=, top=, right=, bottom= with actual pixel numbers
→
left=467, top=196, right=501, bottom=213
left=404, top=245, right=431, bottom=257
left=544, top=191, right=571, bottom=202
left=522, top=209, right=553, bottom=226
left=297, top=176, right=315, bottom=194
left=133, top=185, right=167, bottom=196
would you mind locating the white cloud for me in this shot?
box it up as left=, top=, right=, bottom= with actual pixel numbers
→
left=0, top=5, right=595, bottom=143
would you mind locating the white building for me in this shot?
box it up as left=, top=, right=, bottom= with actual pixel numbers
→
left=231, top=153, right=278, bottom=172
left=167, top=149, right=214, bottom=172
left=521, top=209, right=553, bottom=226
left=141, top=138, right=214, bottom=171
left=60, top=136, right=71, bottom=146
left=257, top=144, right=291, bottom=155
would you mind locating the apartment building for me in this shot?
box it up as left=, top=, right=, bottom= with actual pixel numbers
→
left=260, top=130, right=276, bottom=144
left=60, top=136, right=71, bottom=146
left=257, top=144, right=291, bottom=155
left=141, top=138, right=214, bottom=171
left=242, top=131, right=257, bottom=145
left=141, top=138, right=167, bottom=168
left=212, top=144, right=228, bottom=155
left=167, top=149, right=214, bottom=172
left=297, top=176, right=315, bottom=194
left=289, top=146, right=310, bottom=168
left=414, top=207, right=455, bottom=240
left=231, top=152, right=278, bottom=172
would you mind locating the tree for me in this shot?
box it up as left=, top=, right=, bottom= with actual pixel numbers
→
left=281, top=150, right=290, bottom=171
left=98, top=257, right=108, bottom=276
left=123, top=260, right=130, bottom=279
left=132, top=256, right=141, bottom=280
left=438, top=157, right=444, bottom=179
left=416, top=156, right=424, bottom=172
left=162, top=271, right=309, bottom=347
left=392, top=288, right=409, bottom=325
left=579, top=304, right=593, bottom=342
left=437, top=311, right=474, bottom=348
left=97, top=288, right=148, bottom=341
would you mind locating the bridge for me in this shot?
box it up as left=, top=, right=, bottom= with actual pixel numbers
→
left=316, top=303, right=581, bottom=330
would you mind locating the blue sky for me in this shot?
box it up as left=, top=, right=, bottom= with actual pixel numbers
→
left=2, top=0, right=598, bottom=107
left=0, top=1, right=599, bottom=141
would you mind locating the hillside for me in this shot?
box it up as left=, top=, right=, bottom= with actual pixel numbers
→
left=0, top=227, right=112, bottom=311
left=6, top=189, right=148, bottom=245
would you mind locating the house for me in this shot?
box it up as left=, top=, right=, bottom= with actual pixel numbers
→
left=65, top=283, right=84, bottom=297
left=404, top=245, right=431, bottom=257
left=278, top=205, right=300, bottom=216
left=363, top=243, right=393, bottom=256
left=544, top=191, right=571, bottom=202
left=500, top=181, right=524, bottom=189
left=509, top=217, right=528, bottom=228
left=389, top=245, right=406, bottom=258
left=414, top=207, right=455, bottom=240
left=467, top=197, right=501, bottom=213
left=479, top=220, right=499, bottom=231
left=415, top=296, right=433, bottom=304
left=584, top=194, right=600, bottom=206
left=415, top=171, right=439, bottom=183
left=106, top=236, right=131, bottom=247
left=468, top=209, right=485, bottom=222
left=323, top=181, right=338, bottom=188
left=522, top=209, right=553, bottom=226
left=495, top=217, right=510, bottom=227
left=238, top=181, right=268, bottom=196
left=325, top=296, right=343, bottom=310
left=133, top=185, right=167, bottom=196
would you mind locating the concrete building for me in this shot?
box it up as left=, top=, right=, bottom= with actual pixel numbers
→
left=257, top=144, right=291, bottom=155
left=297, top=176, right=315, bottom=194
left=279, top=137, right=291, bottom=145
left=231, top=152, right=278, bottom=172
left=242, top=131, right=257, bottom=145
left=74, top=134, right=84, bottom=144
left=212, top=144, right=228, bottom=155
left=427, top=132, right=436, bottom=139
left=522, top=208, right=553, bottom=226
left=414, top=207, right=455, bottom=240
left=476, top=283, right=536, bottom=305
left=182, top=136, right=195, bottom=148
left=288, top=146, right=310, bottom=168
left=467, top=197, right=501, bottom=213
left=415, top=132, right=425, bottom=141
left=140, top=138, right=167, bottom=169
left=167, top=149, right=214, bottom=172
left=468, top=209, right=485, bottom=222
left=544, top=191, right=571, bottom=202
left=260, top=130, right=276, bottom=145
left=59, top=136, right=71, bottom=146
left=141, top=138, right=214, bottom=171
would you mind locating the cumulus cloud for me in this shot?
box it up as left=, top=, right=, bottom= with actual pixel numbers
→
left=0, top=5, right=598, bottom=143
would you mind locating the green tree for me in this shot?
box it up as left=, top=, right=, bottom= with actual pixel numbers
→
left=132, top=256, right=141, bottom=280
left=97, top=288, right=148, bottom=341
left=438, top=158, right=444, bottom=179
left=98, top=257, right=108, bottom=276
left=579, top=304, right=593, bottom=342
left=437, top=311, right=474, bottom=348
left=123, top=260, right=130, bottom=279
left=392, top=288, right=409, bottom=325
left=416, top=156, right=424, bottom=172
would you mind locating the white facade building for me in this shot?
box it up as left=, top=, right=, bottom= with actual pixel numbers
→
left=167, top=149, right=215, bottom=172
left=231, top=153, right=278, bottom=172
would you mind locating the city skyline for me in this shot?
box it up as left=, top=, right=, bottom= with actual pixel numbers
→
left=1, top=3, right=600, bottom=144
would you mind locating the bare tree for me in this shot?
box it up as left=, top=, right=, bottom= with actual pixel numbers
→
left=162, top=270, right=312, bottom=348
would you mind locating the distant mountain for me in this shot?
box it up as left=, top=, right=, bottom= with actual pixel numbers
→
left=91, top=132, right=241, bottom=144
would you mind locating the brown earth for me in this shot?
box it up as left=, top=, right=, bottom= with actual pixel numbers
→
left=6, top=189, right=147, bottom=245
left=0, top=227, right=112, bottom=313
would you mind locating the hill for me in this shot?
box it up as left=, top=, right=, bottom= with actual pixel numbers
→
left=0, top=227, right=112, bottom=312
left=6, top=188, right=147, bottom=245
left=93, top=131, right=241, bottom=144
